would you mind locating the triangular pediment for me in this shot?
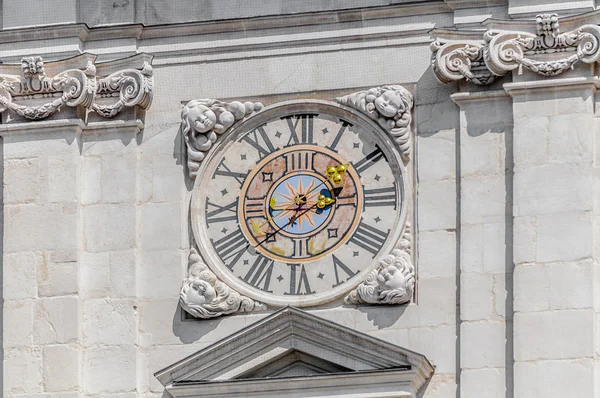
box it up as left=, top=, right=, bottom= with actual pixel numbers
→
left=155, top=307, right=433, bottom=398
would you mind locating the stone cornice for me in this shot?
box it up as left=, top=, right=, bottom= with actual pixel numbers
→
left=431, top=12, right=600, bottom=85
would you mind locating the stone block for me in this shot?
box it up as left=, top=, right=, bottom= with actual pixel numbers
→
left=461, top=322, right=505, bottom=369
left=80, top=252, right=110, bottom=299
left=416, top=129, right=456, bottom=182
left=81, top=156, right=102, bottom=205
left=417, top=180, right=456, bottom=231
left=101, top=155, right=136, bottom=203
left=4, top=251, right=40, bottom=299
left=514, top=264, right=549, bottom=312
left=83, top=299, right=136, bottom=346
left=461, top=224, right=483, bottom=273
left=482, top=222, right=508, bottom=274
left=4, top=347, right=43, bottom=395
left=549, top=259, right=593, bottom=310
left=109, top=249, right=136, bottom=297
left=5, top=203, right=77, bottom=252
left=514, top=163, right=592, bottom=217
left=83, top=203, right=135, bottom=252
left=4, top=300, right=33, bottom=348
left=420, top=374, right=457, bottom=398
left=4, top=158, right=40, bottom=203
left=461, top=273, right=493, bottom=321
left=43, top=345, right=79, bottom=392
left=513, top=216, right=536, bottom=265
left=432, top=325, right=457, bottom=374
left=536, top=212, right=593, bottom=263
left=461, top=176, right=506, bottom=225
left=461, top=368, right=505, bottom=398
left=418, top=230, right=456, bottom=279
left=139, top=202, right=182, bottom=250
left=34, top=297, right=78, bottom=344
left=460, top=129, right=504, bottom=177
left=138, top=250, right=185, bottom=298
left=46, top=154, right=77, bottom=202
left=38, top=260, right=78, bottom=297
left=514, top=309, right=594, bottom=361
left=84, top=346, right=136, bottom=394
left=514, top=359, right=594, bottom=398
left=547, top=114, right=593, bottom=164
left=152, top=154, right=184, bottom=202
left=493, top=273, right=509, bottom=319
left=415, top=277, right=456, bottom=326
left=512, top=116, right=549, bottom=166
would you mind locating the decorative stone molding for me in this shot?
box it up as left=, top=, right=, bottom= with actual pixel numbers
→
left=485, top=13, right=600, bottom=77
left=344, top=223, right=415, bottom=306
left=430, top=39, right=496, bottom=85
left=336, top=85, right=413, bottom=161
left=182, top=99, right=264, bottom=178
left=91, top=61, right=154, bottom=118
left=179, top=247, right=266, bottom=319
left=0, top=56, right=96, bottom=120
left=0, top=53, right=154, bottom=122
left=431, top=13, right=600, bottom=83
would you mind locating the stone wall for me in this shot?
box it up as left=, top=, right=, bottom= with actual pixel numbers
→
left=1, top=1, right=599, bottom=397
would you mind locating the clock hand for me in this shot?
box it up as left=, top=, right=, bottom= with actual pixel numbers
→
left=251, top=163, right=350, bottom=235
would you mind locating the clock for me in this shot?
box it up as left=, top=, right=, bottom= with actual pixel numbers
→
left=190, top=100, right=408, bottom=307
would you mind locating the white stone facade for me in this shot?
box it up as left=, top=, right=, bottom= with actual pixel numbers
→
left=1, top=1, right=599, bottom=397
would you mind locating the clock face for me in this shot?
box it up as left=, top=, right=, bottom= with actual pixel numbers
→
left=191, top=101, right=407, bottom=307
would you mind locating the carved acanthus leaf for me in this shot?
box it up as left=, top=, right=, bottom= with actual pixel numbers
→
left=92, top=62, right=154, bottom=118
left=179, top=247, right=266, bottom=319
left=336, top=85, right=413, bottom=161
left=430, top=39, right=496, bottom=85
left=344, top=223, right=415, bottom=306
left=182, top=99, right=264, bottom=178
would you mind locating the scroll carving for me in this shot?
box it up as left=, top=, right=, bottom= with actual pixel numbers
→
left=336, top=85, right=413, bottom=161
left=92, top=62, right=154, bottom=118
left=0, top=55, right=154, bottom=121
left=430, top=40, right=496, bottom=85
left=345, top=223, right=415, bottom=306
left=179, top=248, right=266, bottom=319
left=182, top=99, right=263, bottom=178
left=431, top=13, right=600, bottom=83
left=0, top=57, right=96, bottom=120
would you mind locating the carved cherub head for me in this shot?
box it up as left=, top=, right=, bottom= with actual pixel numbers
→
left=376, top=249, right=415, bottom=304
left=365, top=85, right=410, bottom=121
left=185, top=101, right=218, bottom=133
left=181, top=278, right=217, bottom=307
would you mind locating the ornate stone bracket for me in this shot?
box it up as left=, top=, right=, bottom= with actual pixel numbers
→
left=182, top=99, right=264, bottom=178
left=344, top=222, right=415, bottom=306
left=0, top=54, right=154, bottom=122
left=336, top=85, right=413, bottom=162
left=91, top=62, right=154, bottom=118
left=430, top=39, right=496, bottom=85
left=431, top=13, right=600, bottom=83
left=0, top=56, right=96, bottom=120
left=179, top=247, right=266, bottom=319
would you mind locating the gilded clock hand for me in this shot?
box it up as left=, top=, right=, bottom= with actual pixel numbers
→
left=251, top=163, right=350, bottom=236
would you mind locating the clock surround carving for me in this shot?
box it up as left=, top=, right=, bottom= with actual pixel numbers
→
left=181, top=89, right=415, bottom=319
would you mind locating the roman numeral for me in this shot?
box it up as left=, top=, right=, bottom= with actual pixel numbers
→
left=214, top=159, right=248, bottom=185
left=206, top=200, right=238, bottom=225
left=364, top=184, right=396, bottom=209
left=284, top=151, right=314, bottom=172
left=353, top=145, right=386, bottom=175
left=332, top=255, right=359, bottom=287
left=292, top=237, right=310, bottom=259
left=244, top=197, right=267, bottom=219
left=242, top=255, right=274, bottom=292
left=335, top=194, right=358, bottom=208
left=326, top=120, right=351, bottom=151
left=212, top=229, right=247, bottom=270
left=284, top=264, right=315, bottom=295
left=284, top=114, right=316, bottom=145
left=349, top=219, right=389, bottom=257
left=241, top=126, right=277, bottom=159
